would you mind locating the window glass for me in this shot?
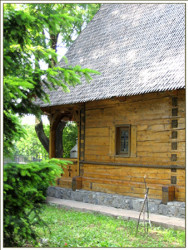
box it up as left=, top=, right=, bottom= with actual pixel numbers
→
left=116, top=125, right=130, bottom=156
left=120, top=129, right=129, bottom=153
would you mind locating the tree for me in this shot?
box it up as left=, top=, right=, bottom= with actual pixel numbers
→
left=14, top=122, right=78, bottom=160
left=3, top=4, right=101, bottom=246
left=15, top=124, right=50, bottom=160
left=30, top=3, right=100, bottom=155
left=3, top=3, right=100, bottom=157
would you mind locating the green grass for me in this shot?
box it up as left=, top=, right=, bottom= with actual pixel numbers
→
left=32, top=204, right=185, bottom=248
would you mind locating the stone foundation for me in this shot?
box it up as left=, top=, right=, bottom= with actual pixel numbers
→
left=47, top=186, right=185, bottom=218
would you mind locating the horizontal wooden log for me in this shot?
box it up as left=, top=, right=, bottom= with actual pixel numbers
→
left=85, top=148, right=185, bottom=162
left=83, top=173, right=171, bottom=185
left=85, top=147, right=110, bottom=154
left=85, top=127, right=110, bottom=137
left=56, top=178, right=72, bottom=188
left=82, top=182, right=162, bottom=199
left=137, top=131, right=170, bottom=142
left=85, top=136, right=109, bottom=146
left=82, top=167, right=173, bottom=182
left=85, top=90, right=184, bottom=110
left=81, top=161, right=185, bottom=169
left=137, top=144, right=170, bottom=153
left=84, top=154, right=177, bottom=165
left=175, top=187, right=185, bottom=201
left=85, top=155, right=112, bottom=162
left=51, top=89, right=185, bottom=202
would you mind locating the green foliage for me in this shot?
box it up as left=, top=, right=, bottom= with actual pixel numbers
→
left=3, top=159, right=71, bottom=247
left=3, top=112, right=26, bottom=158
left=3, top=3, right=100, bottom=157
left=34, top=205, right=185, bottom=248
left=15, top=124, right=50, bottom=159
left=27, top=3, right=101, bottom=49
left=63, top=122, right=78, bottom=158
left=15, top=122, right=78, bottom=159
left=3, top=4, right=100, bottom=246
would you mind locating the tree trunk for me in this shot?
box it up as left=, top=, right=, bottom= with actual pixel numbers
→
left=35, top=120, right=49, bottom=153
left=55, top=121, right=66, bottom=158
left=35, top=119, right=66, bottom=158
left=49, top=33, right=59, bottom=67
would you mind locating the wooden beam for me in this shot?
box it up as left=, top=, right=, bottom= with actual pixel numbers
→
left=79, top=160, right=185, bottom=169
left=49, top=113, right=64, bottom=158
left=41, top=103, right=83, bottom=114
left=49, top=128, right=56, bottom=158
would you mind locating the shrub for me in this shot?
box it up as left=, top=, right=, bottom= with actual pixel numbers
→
left=3, top=158, right=71, bottom=247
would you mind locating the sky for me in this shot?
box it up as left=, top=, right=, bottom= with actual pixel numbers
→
left=21, top=114, right=49, bottom=125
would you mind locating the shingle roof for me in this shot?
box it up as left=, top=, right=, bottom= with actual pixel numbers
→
left=37, top=3, right=185, bottom=108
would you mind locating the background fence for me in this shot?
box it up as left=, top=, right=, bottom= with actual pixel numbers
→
left=4, top=155, right=45, bottom=164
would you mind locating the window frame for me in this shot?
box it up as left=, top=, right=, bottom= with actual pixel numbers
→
left=115, top=124, right=131, bottom=157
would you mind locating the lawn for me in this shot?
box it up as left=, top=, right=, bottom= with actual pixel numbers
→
left=33, top=204, right=185, bottom=248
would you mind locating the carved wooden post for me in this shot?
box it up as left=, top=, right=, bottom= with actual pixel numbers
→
left=77, top=120, right=80, bottom=174
left=73, top=109, right=81, bottom=175
left=49, top=110, right=74, bottom=159
left=49, top=126, right=56, bottom=158
left=49, top=113, right=61, bottom=159
left=79, top=106, right=85, bottom=176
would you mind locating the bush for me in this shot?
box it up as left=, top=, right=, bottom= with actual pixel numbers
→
left=3, top=158, right=71, bottom=247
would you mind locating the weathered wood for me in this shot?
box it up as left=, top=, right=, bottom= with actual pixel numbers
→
left=85, top=127, right=110, bottom=137
left=72, top=176, right=82, bottom=190
left=85, top=137, right=109, bottom=146
left=55, top=121, right=66, bottom=158
left=131, top=125, right=137, bottom=157
left=56, top=160, right=78, bottom=188
left=83, top=174, right=171, bottom=185
left=109, top=126, right=115, bottom=156
left=137, top=130, right=170, bottom=142
left=82, top=182, right=163, bottom=199
left=85, top=91, right=178, bottom=110
left=79, top=106, right=85, bottom=174
left=80, top=161, right=185, bottom=169
left=85, top=155, right=113, bottom=162
left=49, top=129, right=56, bottom=158
left=77, top=121, right=81, bottom=175
left=52, top=89, right=185, bottom=202
left=162, top=186, right=175, bottom=204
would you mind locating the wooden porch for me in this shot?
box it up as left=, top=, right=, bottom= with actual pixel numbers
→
left=55, top=158, right=79, bottom=189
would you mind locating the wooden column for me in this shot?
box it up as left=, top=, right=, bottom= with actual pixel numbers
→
left=77, top=121, right=80, bottom=175
left=72, top=108, right=81, bottom=176
left=79, top=105, right=85, bottom=176
left=49, top=113, right=62, bottom=159
left=49, top=128, right=56, bottom=158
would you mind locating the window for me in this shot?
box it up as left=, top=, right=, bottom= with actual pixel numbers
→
left=116, top=125, right=130, bottom=156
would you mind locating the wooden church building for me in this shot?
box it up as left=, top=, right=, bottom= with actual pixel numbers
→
left=37, top=4, right=185, bottom=202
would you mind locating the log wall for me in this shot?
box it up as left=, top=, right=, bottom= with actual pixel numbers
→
left=80, top=89, right=185, bottom=201
left=50, top=89, right=185, bottom=201
left=55, top=159, right=78, bottom=189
